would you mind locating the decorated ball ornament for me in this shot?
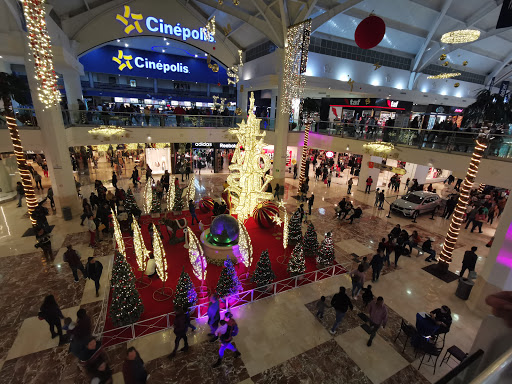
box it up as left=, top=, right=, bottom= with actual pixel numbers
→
left=439, top=54, right=447, bottom=61
left=354, top=15, right=386, bottom=50
left=235, top=107, right=242, bottom=115
left=443, top=61, right=450, bottom=67
left=463, top=60, right=468, bottom=66
left=199, top=196, right=214, bottom=213
left=454, top=83, right=460, bottom=88
left=253, top=200, right=280, bottom=228
left=209, top=214, right=239, bottom=245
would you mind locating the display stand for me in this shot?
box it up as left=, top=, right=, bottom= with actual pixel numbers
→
left=153, top=282, right=173, bottom=301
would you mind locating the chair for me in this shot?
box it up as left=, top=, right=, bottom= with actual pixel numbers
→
left=439, top=345, right=467, bottom=369
left=433, top=331, right=448, bottom=349
left=394, top=319, right=417, bottom=353
left=417, top=342, right=444, bottom=374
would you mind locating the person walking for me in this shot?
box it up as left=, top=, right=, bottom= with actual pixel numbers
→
left=370, top=249, right=385, bottom=282
left=350, top=264, right=366, bottom=299
left=123, top=347, right=148, bottom=384
left=327, top=172, right=332, bottom=187
left=347, top=178, right=353, bottom=194
left=47, top=187, right=55, bottom=210
left=87, top=215, right=97, bottom=248
left=365, top=176, right=373, bottom=194
left=189, top=200, right=199, bottom=225
left=168, top=307, right=188, bottom=358
left=63, top=245, right=87, bottom=282
left=34, top=172, right=43, bottom=190
left=471, top=208, right=487, bottom=233
left=16, top=181, right=24, bottom=207
left=460, top=246, right=478, bottom=278
left=329, top=287, right=353, bottom=335
left=35, top=227, right=53, bottom=261
left=38, top=295, right=64, bottom=344
left=366, top=297, right=388, bottom=346
left=293, top=163, right=298, bottom=179
left=274, top=183, right=280, bottom=200
left=308, top=193, right=315, bottom=215
left=131, top=167, right=139, bottom=188
left=112, top=171, right=118, bottom=189
left=374, top=188, right=380, bottom=207
left=80, top=198, right=93, bottom=225
left=86, top=257, right=103, bottom=297
left=207, top=294, right=221, bottom=341
left=212, top=312, right=241, bottom=368
left=378, top=190, right=385, bottom=210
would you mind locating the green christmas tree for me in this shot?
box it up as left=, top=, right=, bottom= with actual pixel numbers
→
left=216, top=256, right=243, bottom=298
left=288, top=209, right=303, bottom=245
left=287, top=241, right=306, bottom=276
left=109, top=251, right=144, bottom=327
left=173, top=185, right=184, bottom=212
left=251, top=250, right=276, bottom=287
left=173, top=267, right=198, bottom=310
left=303, top=222, right=319, bottom=257
left=150, top=188, right=161, bottom=213
left=317, top=232, right=335, bottom=267
left=125, top=188, right=140, bottom=216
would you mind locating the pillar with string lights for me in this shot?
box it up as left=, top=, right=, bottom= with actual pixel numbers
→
left=298, top=119, right=312, bottom=194
left=438, top=135, right=489, bottom=272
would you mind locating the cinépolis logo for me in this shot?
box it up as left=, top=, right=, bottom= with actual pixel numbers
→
left=112, top=50, right=190, bottom=74
left=116, top=5, right=215, bottom=43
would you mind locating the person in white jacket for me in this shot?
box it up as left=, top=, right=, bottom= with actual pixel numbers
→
left=87, top=215, right=96, bottom=248
left=145, top=254, right=157, bottom=277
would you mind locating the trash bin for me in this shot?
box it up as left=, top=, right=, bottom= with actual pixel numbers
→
left=62, top=206, right=72, bottom=221
left=455, top=277, right=475, bottom=300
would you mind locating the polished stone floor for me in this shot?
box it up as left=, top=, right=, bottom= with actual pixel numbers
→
left=0, top=158, right=497, bottom=383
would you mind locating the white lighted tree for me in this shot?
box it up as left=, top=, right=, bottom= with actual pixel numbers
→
left=132, top=217, right=150, bottom=271
left=185, top=173, right=196, bottom=202
left=144, top=179, right=153, bottom=214
left=111, top=208, right=126, bottom=256
left=237, top=219, right=253, bottom=269
left=187, top=227, right=207, bottom=282
left=226, top=92, right=274, bottom=221
left=152, top=223, right=172, bottom=300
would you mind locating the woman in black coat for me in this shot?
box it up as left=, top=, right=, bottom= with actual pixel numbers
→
left=39, top=295, right=64, bottom=343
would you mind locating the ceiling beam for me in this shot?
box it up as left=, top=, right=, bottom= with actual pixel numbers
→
left=411, top=0, right=453, bottom=72
left=294, top=0, right=318, bottom=24
left=278, top=0, right=288, bottom=45
left=311, top=0, right=363, bottom=32
left=486, top=50, right=512, bottom=84
left=252, top=0, right=283, bottom=45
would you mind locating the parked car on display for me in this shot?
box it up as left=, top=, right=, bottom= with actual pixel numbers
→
left=390, top=191, right=442, bottom=219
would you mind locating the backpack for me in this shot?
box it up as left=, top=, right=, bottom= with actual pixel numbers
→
left=231, top=321, right=239, bottom=337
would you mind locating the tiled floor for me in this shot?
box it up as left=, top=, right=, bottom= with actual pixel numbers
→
left=0, top=160, right=499, bottom=383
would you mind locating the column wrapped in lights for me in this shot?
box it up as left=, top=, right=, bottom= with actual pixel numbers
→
left=111, top=208, right=126, bottom=256
left=298, top=119, right=312, bottom=194
left=22, top=0, right=60, bottom=108
left=438, top=136, right=488, bottom=270
left=152, top=223, right=172, bottom=300
left=6, top=115, right=38, bottom=224
left=280, top=19, right=311, bottom=114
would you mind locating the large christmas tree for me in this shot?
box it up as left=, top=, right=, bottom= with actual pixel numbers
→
left=287, top=242, right=306, bottom=276
left=150, top=188, right=161, bottom=213
left=173, top=267, right=197, bottom=310
left=173, top=185, right=184, bottom=212
left=216, top=256, right=243, bottom=298
left=109, top=251, right=144, bottom=327
left=288, top=210, right=303, bottom=245
left=317, top=232, right=335, bottom=267
left=124, top=188, right=140, bottom=216
left=303, top=222, right=319, bottom=257
left=252, top=250, right=275, bottom=287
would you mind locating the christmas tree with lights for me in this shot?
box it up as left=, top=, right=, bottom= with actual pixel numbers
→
left=150, top=188, right=161, bottom=213
left=125, top=188, right=140, bottom=216
left=252, top=249, right=276, bottom=287
left=109, top=251, right=144, bottom=327
left=173, top=185, right=184, bottom=212
left=303, top=222, right=319, bottom=257
left=317, top=232, right=335, bottom=267
left=288, top=209, right=303, bottom=245
left=173, top=267, right=197, bottom=310
left=287, top=242, right=306, bottom=276
left=216, top=256, right=242, bottom=298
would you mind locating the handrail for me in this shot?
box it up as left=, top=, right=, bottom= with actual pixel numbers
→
left=470, top=346, right=512, bottom=384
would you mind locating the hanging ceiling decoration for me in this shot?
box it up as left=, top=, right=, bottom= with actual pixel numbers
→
left=347, top=78, right=355, bottom=92
left=463, top=60, right=468, bottom=66
left=373, top=62, right=381, bottom=70
left=363, top=142, right=395, bottom=156
left=203, top=16, right=215, bottom=41
left=454, top=83, right=460, bottom=88
left=88, top=126, right=127, bottom=136
left=439, top=54, right=447, bottom=61
left=441, top=29, right=480, bottom=44
left=227, top=49, right=243, bottom=85
left=427, top=72, right=461, bottom=79
left=442, top=61, right=450, bottom=67
left=355, top=14, right=386, bottom=49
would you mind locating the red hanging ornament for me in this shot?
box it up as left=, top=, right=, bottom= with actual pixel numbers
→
left=354, top=15, right=386, bottom=50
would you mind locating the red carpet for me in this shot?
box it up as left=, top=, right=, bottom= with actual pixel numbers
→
left=102, top=210, right=345, bottom=345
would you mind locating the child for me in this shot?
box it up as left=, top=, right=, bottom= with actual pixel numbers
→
left=361, top=285, right=374, bottom=308
left=315, top=296, right=329, bottom=319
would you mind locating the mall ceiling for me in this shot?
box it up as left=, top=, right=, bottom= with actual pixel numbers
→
left=48, top=0, right=512, bottom=84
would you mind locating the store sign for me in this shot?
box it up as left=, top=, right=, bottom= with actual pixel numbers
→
left=350, top=99, right=361, bottom=106
left=453, top=108, right=464, bottom=113
left=79, top=45, right=228, bottom=83
left=116, top=5, right=215, bottom=43
left=218, top=143, right=237, bottom=149
left=325, top=151, right=334, bottom=158
left=388, top=100, right=399, bottom=108
left=194, top=142, right=213, bottom=147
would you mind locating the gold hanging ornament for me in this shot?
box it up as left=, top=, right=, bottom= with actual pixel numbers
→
left=373, top=62, right=381, bottom=70
left=348, top=78, right=355, bottom=92
left=203, top=16, right=215, bottom=41
left=463, top=60, right=468, bottom=66
left=454, top=83, right=460, bottom=88
left=440, top=54, right=447, bottom=61
left=227, top=49, right=243, bottom=85
left=443, top=61, right=450, bottom=67
left=235, top=107, right=242, bottom=115
left=224, top=24, right=232, bottom=36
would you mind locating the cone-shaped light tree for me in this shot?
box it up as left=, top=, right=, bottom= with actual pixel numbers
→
left=287, top=241, right=306, bottom=276
left=132, top=216, right=150, bottom=272
left=173, top=267, right=197, bottom=310
left=252, top=250, right=276, bottom=286
left=216, top=256, right=242, bottom=298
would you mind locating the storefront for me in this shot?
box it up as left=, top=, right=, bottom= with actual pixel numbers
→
left=421, top=105, right=465, bottom=130
left=191, top=142, right=238, bottom=173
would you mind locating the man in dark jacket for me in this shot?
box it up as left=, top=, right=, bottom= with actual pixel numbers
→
left=460, top=246, right=478, bottom=277
left=189, top=200, right=199, bottom=225
left=308, top=193, right=315, bottom=215
left=370, top=250, right=385, bottom=282
left=85, top=257, right=103, bottom=297
left=123, top=347, right=148, bottom=384
left=422, top=238, right=437, bottom=262
left=63, top=245, right=87, bottom=282
left=329, top=287, right=353, bottom=335
left=168, top=307, right=188, bottom=358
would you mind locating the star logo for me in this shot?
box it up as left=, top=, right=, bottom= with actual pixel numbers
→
left=112, top=50, right=133, bottom=71
left=116, top=5, right=143, bottom=35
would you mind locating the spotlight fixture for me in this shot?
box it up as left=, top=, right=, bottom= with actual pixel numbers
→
left=441, top=29, right=480, bottom=44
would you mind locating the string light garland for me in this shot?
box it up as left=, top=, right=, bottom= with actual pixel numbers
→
left=227, top=49, right=243, bottom=85
left=427, top=72, right=461, bottom=80
left=88, top=126, right=126, bottom=137
left=280, top=19, right=311, bottom=113
left=111, top=208, right=126, bottom=256
left=144, top=178, right=153, bottom=214
left=363, top=142, right=395, bottom=156
left=439, top=135, right=488, bottom=269
left=280, top=200, right=289, bottom=250
left=132, top=216, right=150, bottom=271
left=298, top=120, right=312, bottom=193
left=237, top=219, right=253, bottom=268
left=22, top=0, right=60, bottom=108
left=226, top=92, right=274, bottom=222
left=152, top=223, right=168, bottom=282
left=441, top=29, right=480, bottom=44
left=6, top=115, right=37, bottom=224
left=185, top=173, right=196, bottom=202
left=166, top=179, right=175, bottom=211
left=212, top=95, right=227, bottom=112
left=203, top=16, right=216, bottom=41
left=187, top=227, right=207, bottom=281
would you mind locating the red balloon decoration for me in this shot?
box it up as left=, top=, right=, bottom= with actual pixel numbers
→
left=355, top=15, right=386, bottom=50
left=199, top=196, right=214, bottom=213
left=253, top=201, right=280, bottom=228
